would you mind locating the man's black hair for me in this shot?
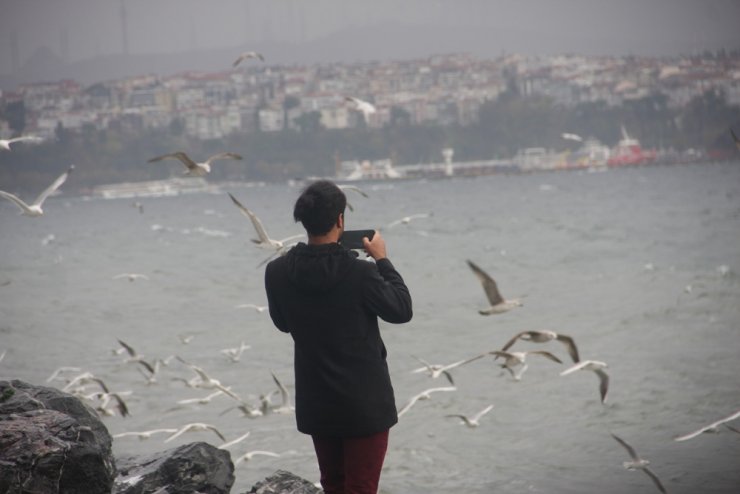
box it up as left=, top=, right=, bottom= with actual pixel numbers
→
left=293, top=180, right=347, bottom=236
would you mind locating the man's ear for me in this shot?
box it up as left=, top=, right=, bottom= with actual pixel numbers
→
left=337, top=213, right=344, bottom=229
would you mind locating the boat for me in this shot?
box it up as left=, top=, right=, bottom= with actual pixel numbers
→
left=607, top=126, right=657, bottom=166
left=91, top=177, right=219, bottom=199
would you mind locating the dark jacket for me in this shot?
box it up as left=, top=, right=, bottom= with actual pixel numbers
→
left=264, top=242, right=412, bottom=437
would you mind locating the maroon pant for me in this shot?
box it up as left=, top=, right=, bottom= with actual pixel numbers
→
left=311, top=429, right=389, bottom=494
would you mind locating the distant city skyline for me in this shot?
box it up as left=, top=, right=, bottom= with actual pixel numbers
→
left=1, top=0, right=740, bottom=85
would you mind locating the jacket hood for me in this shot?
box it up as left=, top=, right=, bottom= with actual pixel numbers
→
left=285, top=242, right=357, bottom=293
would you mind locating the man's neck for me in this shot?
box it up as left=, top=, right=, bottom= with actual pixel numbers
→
left=307, top=230, right=341, bottom=245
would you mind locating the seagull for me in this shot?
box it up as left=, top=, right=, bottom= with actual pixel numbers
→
left=62, top=372, right=110, bottom=394
left=674, top=408, right=740, bottom=442
left=46, top=366, right=82, bottom=383
left=487, top=350, right=562, bottom=381
left=446, top=404, right=495, bottom=428
left=500, top=330, right=580, bottom=363
left=270, top=371, right=294, bottom=414
left=113, top=429, right=178, bottom=440
left=113, top=273, right=149, bottom=282
left=218, top=431, right=251, bottom=450
left=175, top=356, right=242, bottom=401
left=410, top=354, right=485, bottom=385
left=178, top=334, right=195, bottom=345
left=338, top=184, right=369, bottom=212
left=220, top=399, right=264, bottom=419
left=561, top=132, right=583, bottom=142
left=234, top=450, right=281, bottom=465
left=466, top=260, right=523, bottom=315
left=0, top=165, right=74, bottom=217
left=611, top=433, right=667, bottom=493
left=397, top=386, right=457, bottom=418
left=232, top=51, right=264, bottom=67
left=387, top=213, right=432, bottom=229
left=220, top=341, right=251, bottom=363
left=228, top=193, right=303, bottom=250
left=731, top=128, right=740, bottom=150
left=115, top=339, right=147, bottom=364
left=560, top=360, right=609, bottom=404
left=176, top=390, right=225, bottom=406
left=136, top=359, right=162, bottom=385
left=235, top=303, right=267, bottom=313
left=0, top=350, right=5, bottom=363
left=0, top=135, right=42, bottom=151
left=91, top=392, right=131, bottom=417
left=148, top=151, right=242, bottom=177
left=164, top=423, right=226, bottom=443
left=345, top=96, right=377, bottom=120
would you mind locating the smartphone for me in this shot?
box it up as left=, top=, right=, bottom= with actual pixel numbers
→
left=340, top=229, right=375, bottom=249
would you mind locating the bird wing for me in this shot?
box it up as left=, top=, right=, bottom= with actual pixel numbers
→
left=32, top=165, right=73, bottom=207
left=466, top=260, right=504, bottom=306
left=117, top=339, right=137, bottom=357
left=528, top=350, right=563, bottom=364
left=711, top=408, right=740, bottom=428
left=595, top=369, right=609, bottom=403
left=611, top=433, right=640, bottom=461
left=271, top=372, right=291, bottom=407
left=642, top=467, right=667, bottom=494
left=397, top=395, right=421, bottom=417
left=206, top=425, right=226, bottom=442
left=228, top=193, right=271, bottom=243
left=559, top=360, right=591, bottom=376
left=0, top=190, right=33, bottom=213
left=556, top=334, right=580, bottom=363
left=339, top=184, right=369, bottom=198
left=164, top=427, right=188, bottom=443
left=111, top=393, right=130, bottom=417
left=149, top=152, right=198, bottom=171
left=500, top=332, right=527, bottom=352
left=472, top=404, right=495, bottom=422
left=204, top=152, right=243, bottom=165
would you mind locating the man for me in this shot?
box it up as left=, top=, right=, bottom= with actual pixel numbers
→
left=264, top=180, right=412, bottom=494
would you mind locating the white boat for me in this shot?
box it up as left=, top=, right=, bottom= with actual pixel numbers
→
left=92, top=177, right=218, bottom=199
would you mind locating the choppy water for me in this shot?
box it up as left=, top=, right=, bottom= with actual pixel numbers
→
left=1, top=162, right=739, bottom=494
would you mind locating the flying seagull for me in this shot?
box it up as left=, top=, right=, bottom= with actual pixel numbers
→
left=228, top=193, right=303, bottom=251
left=232, top=51, right=264, bottom=67
left=0, top=135, right=42, bottom=151
left=445, top=404, right=494, bottom=428
left=345, top=96, right=377, bottom=120
left=674, top=408, right=740, bottom=442
left=387, top=213, right=432, bottom=229
left=148, top=151, right=242, bottom=177
left=218, top=431, right=251, bottom=450
left=488, top=350, right=562, bottom=381
left=410, top=354, right=485, bottom=385
left=0, top=165, right=74, bottom=217
left=113, top=273, right=149, bottom=282
left=611, top=433, right=667, bottom=493
left=113, top=429, right=178, bottom=440
left=397, top=386, right=457, bottom=418
left=560, top=360, right=609, bottom=404
left=466, top=259, right=522, bottom=315
left=234, top=450, right=281, bottom=465
left=500, top=330, right=580, bottom=363
left=270, top=371, right=295, bottom=414
left=164, top=423, right=226, bottom=443
left=561, top=133, right=583, bottom=142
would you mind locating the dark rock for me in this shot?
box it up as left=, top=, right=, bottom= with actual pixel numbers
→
left=113, top=442, right=234, bottom=494
left=0, top=382, right=117, bottom=494
left=246, top=470, right=322, bottom=494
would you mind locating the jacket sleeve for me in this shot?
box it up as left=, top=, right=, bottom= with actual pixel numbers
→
left=363, top=258, right=413, bottom=324
left=264, top=263, right=290, bottom=333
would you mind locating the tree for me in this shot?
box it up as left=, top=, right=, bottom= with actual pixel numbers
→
left=3, top=100, right=26, bottom=135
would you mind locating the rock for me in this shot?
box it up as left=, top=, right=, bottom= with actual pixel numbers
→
left=113, top=442, right=234, bottom=494
left=0, top=380, right=116, bottom=494
left=246, top=470, right=322, bottom=494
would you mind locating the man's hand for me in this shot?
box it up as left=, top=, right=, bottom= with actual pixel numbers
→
left=363, top=230, right=387, bottom=261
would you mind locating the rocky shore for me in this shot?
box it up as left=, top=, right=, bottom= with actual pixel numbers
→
left=0, top=380, right=320, bottom=494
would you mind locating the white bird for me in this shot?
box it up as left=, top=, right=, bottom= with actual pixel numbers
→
left=176, top=390, right=225, bottom=406
left=561, top=132, right=583, bottom=142
left=345, top=96, right=376, bottom=120
left=113, top=429, right=178, bottom=440
left=46, top=366, right=82, bottom=383
left=113, top=273, right=149, bottom=282
left=560, top=360, right=609, bottom=404
left=387, top=213, right=432, bottom=229
left=397, top=386, right=457, bottom=418
left=270, top=371, right=294, bottom=414
left=175, top=356, right=242, bottom=401
left=91, top=392, right=130, bottom=417
left=235, top=303, right=267, bottom=313
left=220, top=341, right=251, bottom=363
left=178, top=334, right=195, bottom=345
left=218, top=431, right=251, bottom=449
left=0, top=135, right=42, bottom=151
left=232, top=51, right=264, bottom=67
left=234, top=450, right=280, bottom=465
left=228, top=193, right=303, bottom=250
left=220, top=400, right=264, bottom=419
left=445, top=404, right=495, bottom=428
left=611, top=433, right=667, bottom=493
left=62, top=372, right=110, bottom=394
left=0, top=165, right=73, bottom=217
left=488, top=350, right=562, bottom=381
left=466, top=259, right=523, bottom=315
left=0, top=350, right=5, bottom=363
left=500, top=330, right=580, bottom=363
left=411, top=354, right=485, bottom=385
left=674, top=408, right=740, bottom=442
left=164, top=423, right=226, bottom=443
left=148, top=151, right=242, bottom=177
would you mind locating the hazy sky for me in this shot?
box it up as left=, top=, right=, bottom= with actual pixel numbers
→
left=1, top=0, right=740, bottom=75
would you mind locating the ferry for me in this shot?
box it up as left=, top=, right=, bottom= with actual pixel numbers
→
left=607, top=126, right=657, bottom=166
left=91, top=177, right=219, bottom=199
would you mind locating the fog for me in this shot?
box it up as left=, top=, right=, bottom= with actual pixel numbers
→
left=1, top=0, right=740, bottom=85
